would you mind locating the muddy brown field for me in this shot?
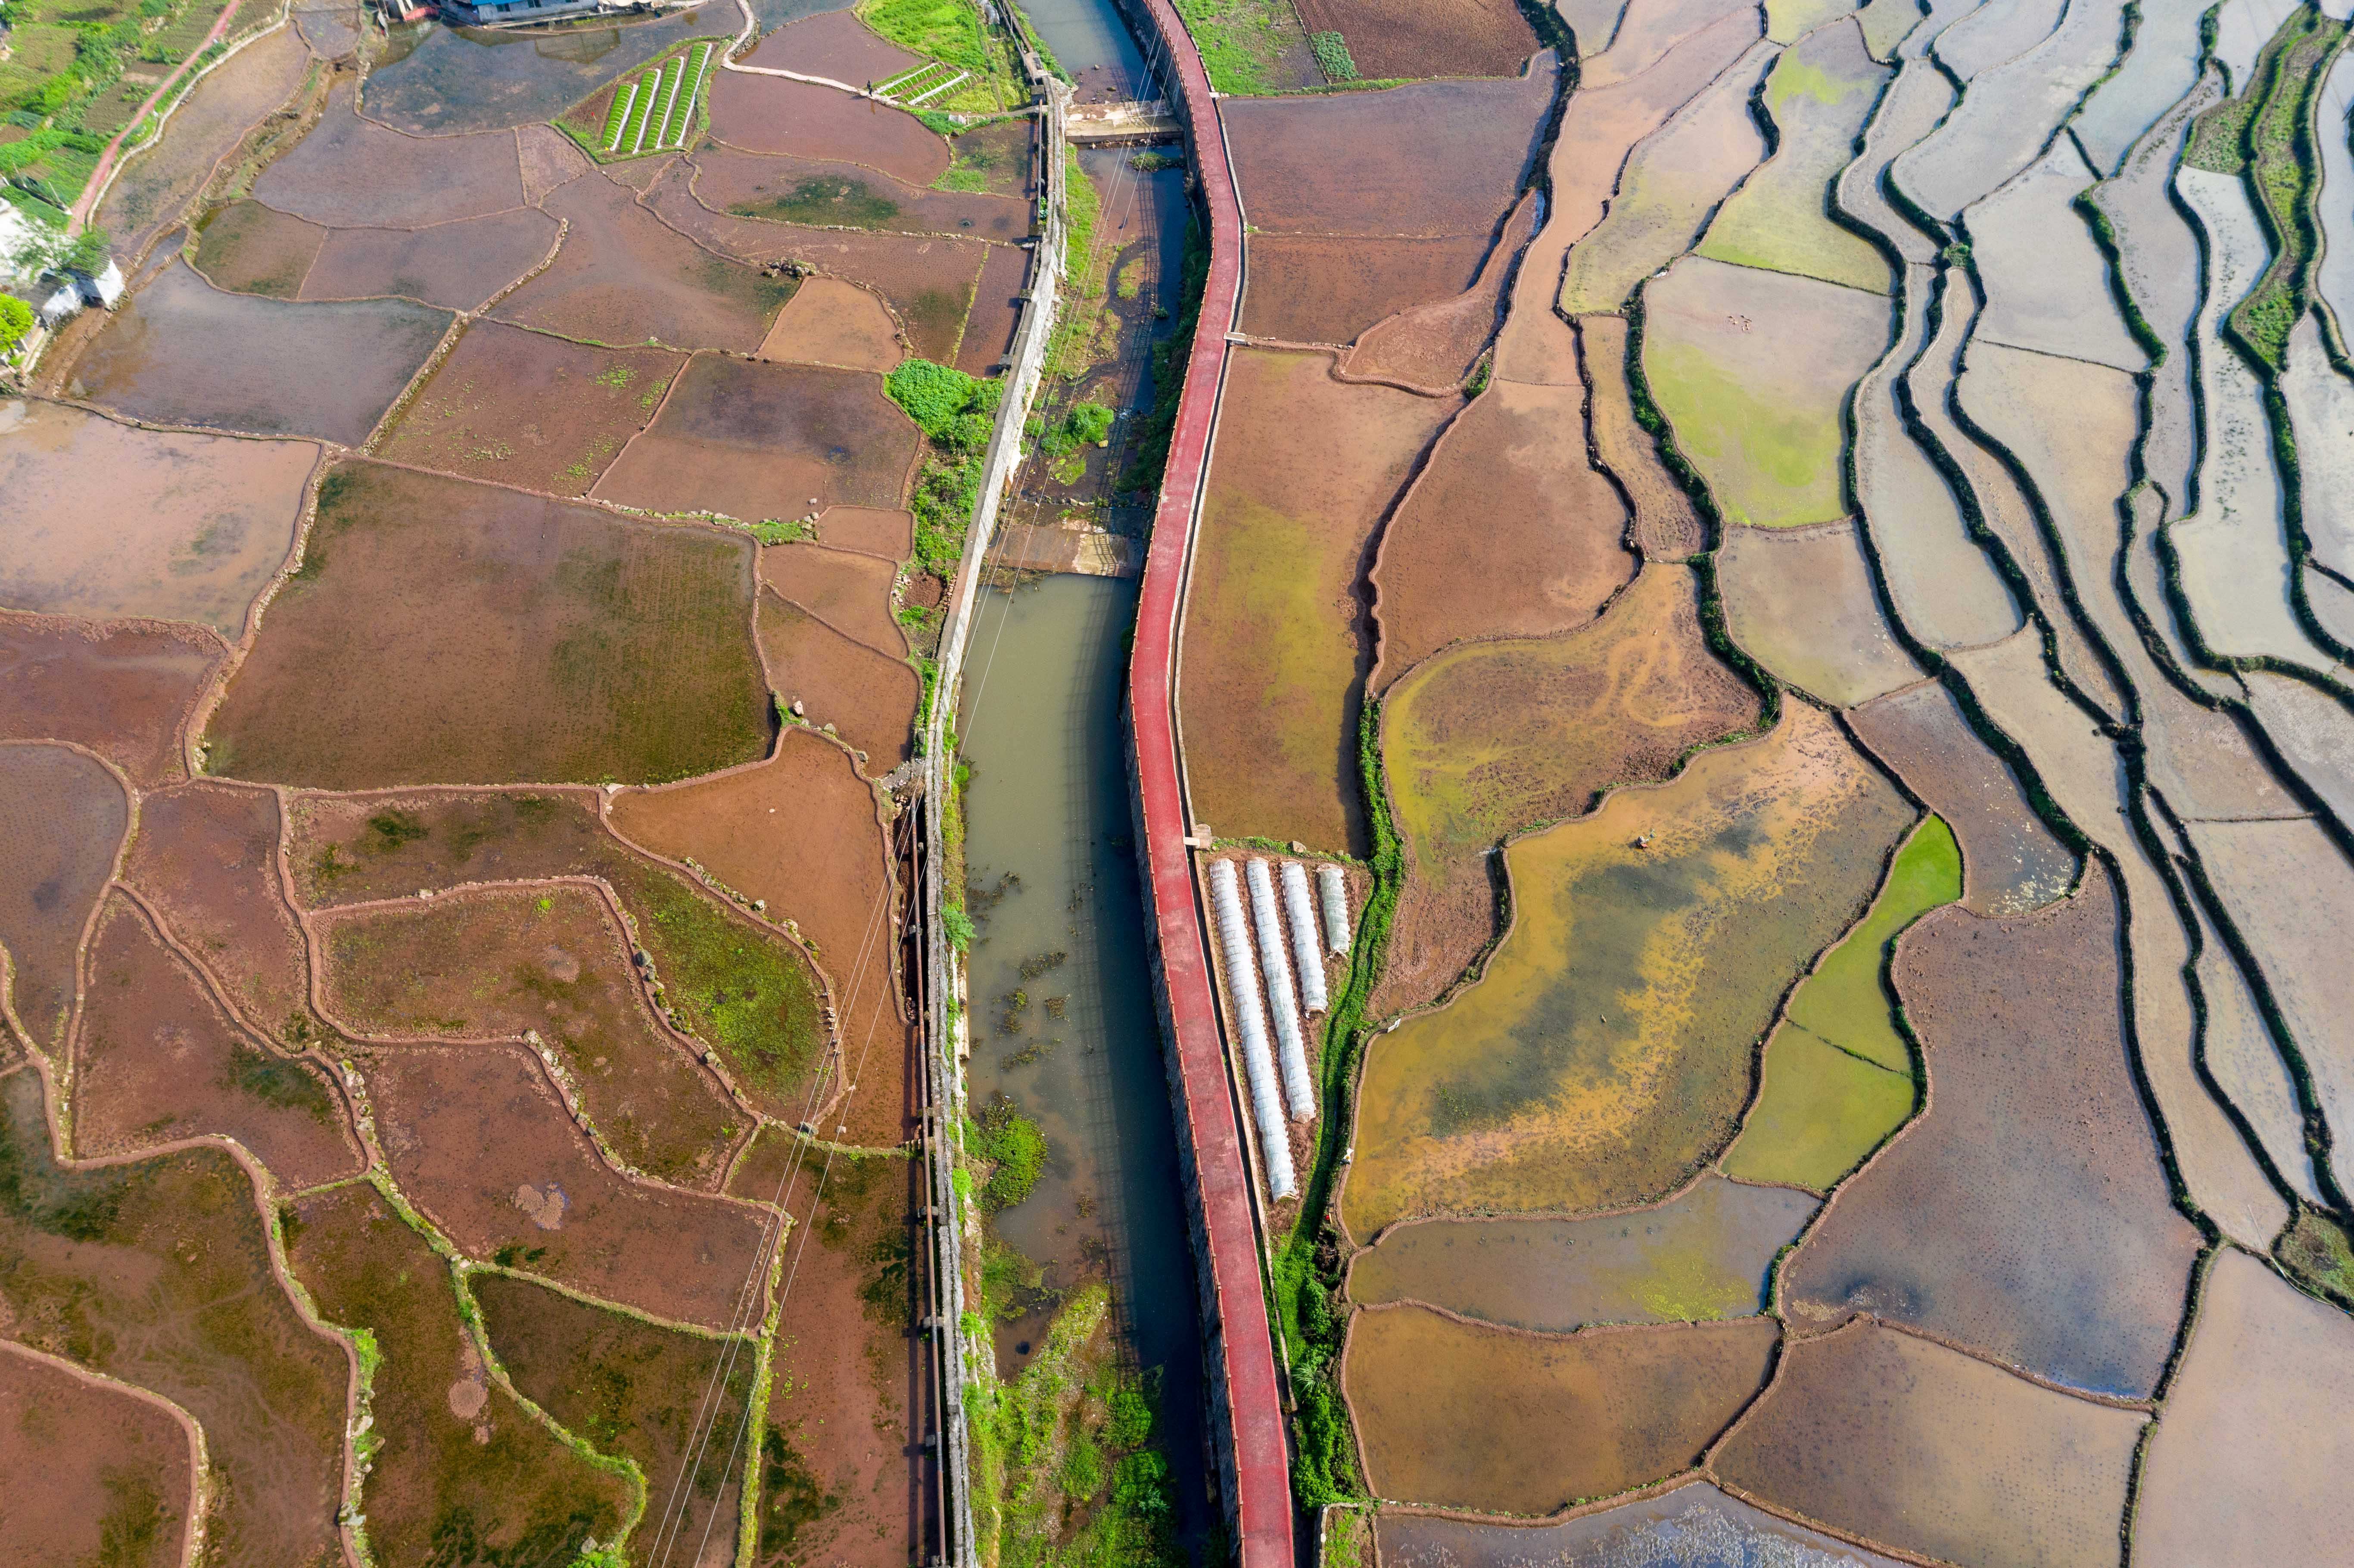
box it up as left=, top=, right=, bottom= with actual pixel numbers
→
left=744, top=8, right=921, bottom=83
left=1293, top=0, right=1540, bottom=80
left=190, top=197, right=327, bottom=296
left=758, top=593, right=921, bottom=772
left=0, top=744, right=129, bottom=1058
left=693, top=146, right=1031, bottom=240
left=1240, top=232, right=1496, bottom=347
left=1344, top=190, right=1538, bottom=389
left=0, top=615, right=217, bottom=786
left=302, top=207, right=560, bottom=311
left=123, top=780, right=313, bottom=1035
left=759, top=276, right=908, bottom=371
left=254, top=81, right=525, bottom=226
left=705, top=72, right=950, bottom=185
left=957, top=241, right=1031, bottom=376
left=0, top=1344, right=193, bottom=1568
left=97, top=26, right=312, bottom=261
left=759, top=542, right=908, bottom=656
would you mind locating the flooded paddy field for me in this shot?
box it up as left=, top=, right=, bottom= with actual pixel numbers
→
left=0, top=744, right=130, bottom=1060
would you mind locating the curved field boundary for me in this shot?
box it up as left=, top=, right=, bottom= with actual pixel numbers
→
left=1118, top=0, right=1297, bottom=1562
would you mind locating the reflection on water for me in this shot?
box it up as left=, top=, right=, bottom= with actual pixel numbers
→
left=959, top=573, right=1208, bottom=1546
left=363, top=6, right=718, bottom=132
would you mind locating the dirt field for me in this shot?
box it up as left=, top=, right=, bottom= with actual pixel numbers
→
left=378, top=322, right=684, bottom=497
left=121, top=781, right=312, bottom=1040
left=97, top=25, right=311, bottom=263
left=757, top=593, right=920, bottom=772
left=704, top=72, right=950, bottom=185
left=1377, top=1482, right=1914, bottom=1566
left=594, top=353, right=917, bottom=520
left=287, top=787, right=613, bottom=905
left=1292, top=0, right=1541, bottom=79
left=302, top=208, right=560, bottom=311
left=363, top=1043, right=769, bottom=1329
left=190, top=198, right=327, bottom=296
left=0, top=744, right=130, bottom=1057
left=757, top=276, right=906, bottom=370
left=72, top=893, right=359, bottom=1187
left=1344, top=191, right=1538, bottom=389
left=1179, top=348, right=1460, bottom=855
left=1577, top=316, right=1708, bottom=560
left=0, top=1344, right=193, bottom=1568
left=760, top=542, right=907, bottom=654
left=70, top=261, right=453, bottom=445
left=495, top=171, right=797, bottom=352
left=1240, top=232, right=1496, bottom=346
left=0, top=614, right=216, bottom=786
left=1371, top=379, right=1636, bottom=688
left=813, top=505, right=916, bottom=559
left=255, top=81, right=525, bottom=226
left=1345, top=1306, right=1778, bottom=1513
left=1375, top=566, right=1759, bottom=1014
left=1782, top=870, right=2201, bottom=1398
left=745, top=8, right=921, bottom=83
left=0, top=399, right=315, bottom=638
left=0, top=1071, right=349, bottom=1568
left=1348, top=1175, right=1818, bottom=1330
left=956, top=240, right=1030, bottom=376
left=205, top=461, right=770, bottom=788
left=1346, top=705, right=1911, bottom=1237
left=1712, top=1321, right=2143, bottom=1568
left=1716, top=523, right=1923, bottom=706
left=477, top=1271, right=754, bottom=1561
left=286, top=1181, right=632, bottom=1567
left=317, top=884, right=745, bottom=1187
left=693, top=146, right=1030, bottom=240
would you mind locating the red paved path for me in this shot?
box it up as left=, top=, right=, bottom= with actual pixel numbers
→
left=73, top=0, right=243, bottom=227
left=1124, top=2, right=1298, bottom=1563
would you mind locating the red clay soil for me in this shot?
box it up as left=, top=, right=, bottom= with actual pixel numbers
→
left=815, top=505, right=917, bottom=559
left=189, top=198, right=327, bottom=297
left=957, top=240, right=1031, bottom=375
left=121, top=780, right=312, bottom=1036
left=759, top=541, right=909, bottom=654
left=0, top=743, right=129, bottom=1058
left=1240, top=232, right=1495, bottom=346
left=1218, top=65, right=1557, bottom=239
left=253, top=81, right=525, bottom=226
left=72, top=892, right=360, bottom=1188
left=1578, top=314, right=1708, bottom=559
left=284, top=1182, right=632, bottom=1567
left=704, top=72, right=950, bottom=185
left=1782, top=868, right=2202, bottom=1398
left=302, top=207, right=560, bottom=311
left=0, top=1343, right=193, bottom=1568
left=1343, top=189, right=1538, bottom=388
left=758, top=591, right=921, bottom=773
left=362, top=1042, right=770, bottom=1329
left=691, top=145, right=1031, bottom=240
left=594, top=352, right=918, bottom=520
left=97, top=25, right=311, bottom=263
left=1370, top=378, right=1637, bottom=689
left=0, top=613, right=218, bottom=786
left=377, top=320, right=685, bottom=498
left=758, top=276, right=907, bottom=371
left=1293, top=0, right=1540, bottom=79
left=314, top=883, right=746, bottom=1188
left=495, top=171, right=797, bottom=352
left=744, top=8, right=922, bottom=84
left=205, top=461, right=771, bottom=789
left=0, top=1070, right=350, bottom=1568
left=642, top=162, right=988, bottom=361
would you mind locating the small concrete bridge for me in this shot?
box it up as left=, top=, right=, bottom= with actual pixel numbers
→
left=1065, top=98, right=1180, bottom=145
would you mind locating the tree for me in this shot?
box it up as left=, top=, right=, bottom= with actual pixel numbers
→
left=0, top=294, right=32, bottom=345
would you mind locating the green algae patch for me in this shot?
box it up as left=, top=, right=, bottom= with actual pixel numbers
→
left=1783, top=814, right=1958, bottom=1070
left=1343, top=703, right=1913, bottom=1237
left=1641, top=256, right=1888, bottom=529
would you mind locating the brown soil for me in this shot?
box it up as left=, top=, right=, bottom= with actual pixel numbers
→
left=1221, top=65, right=1557, bottom=239
left=1344, top=1305, right=1778, bottom=1514
left=1579, top=314, right=1708, bottom=559
left=1344, top=190, right=1538, bottom=389
left=1844, top=679, right=2079, bottom=915
left=72, top=893, right=359, bottom=1187
left=302, top=207, right=560, bottom=311
left=1240, top=232, right=1494, bottom=347
left=204, top=461, right=770, bottom=789
left=692, top=145, right=1030, bottom=240
left=97, top=26, right=311, bottom=264
left=814, top=505, right=916, bottom=560
left=594, top=352, right=918, bottom=520
left=476, top=1271, right=754, bottom=1561
left=641, top=161, right=988, bottom=362
left=253, top=81, right=525, bottom=227
left=519, top=121, right=593, bottom=205
left=377, top=320, right=685, bottom=497
left=610, top=728, right=909, bottom=1147
left=0, top=613, right=218, bottom=786
left=744, top=8, right=922, bottom=84
left=121, top=780, right=311, bottom=1038
left=0, top=744, right=129, bottom=1057
left=757, top=275, right=906, bottom=370
left=1178, top=348, right=1461, bottom=854
left=363, top=1042, right=769, bottom=1329
left=1294, top=0, right=1541, bottom=79
left=1371, top=379, right=1636, bottom=689
left=1376, top=1484, right=1915, bottom=1566
left=0, top=398, right=316, bottom=638
left=0, top=1343, right=193, bottom=1568
left=190, top=198, right=327, bottom=297
left=1782, top=868, right=2202, bottom=1398
left=495, top=171, right=797, bottom=352
left=758, top=592, right=920, bottom=773
left=316, top=884, right=745, bottom=1188
left=1711, top=1319, right=2143, bottom=1568
left=286, top=786, right=611, bottom=907
left=285, top=1182, right=631, bottom=1566
left=760, top=541, right=907, bottom=655
left=0, top=1070, right=349, bottom=1568
left=704, top=72, right=950, bottom=185
left=956, top=239, right=1031, bottom=376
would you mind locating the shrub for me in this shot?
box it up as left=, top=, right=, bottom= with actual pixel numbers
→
left=1310, top=30, right=1357, bottom=81
left=0, top=295, right=32, bottom=345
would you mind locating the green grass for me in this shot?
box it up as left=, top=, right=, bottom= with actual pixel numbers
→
left=600, top=80, right=635, bottom=149
left=857, top=0, right=1024, bottom=109
left=1170, top=0, right=1314, bottom=93
left=731, top=175, right=902, bottom=227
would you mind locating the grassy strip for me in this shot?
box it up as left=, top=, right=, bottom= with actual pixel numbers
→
left=886, top=357, right=1005, bottom=578
left=857, top=0, right=1026, bottom=110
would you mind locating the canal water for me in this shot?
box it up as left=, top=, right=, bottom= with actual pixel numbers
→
left=1018, top=0, right=1153, bottom=100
